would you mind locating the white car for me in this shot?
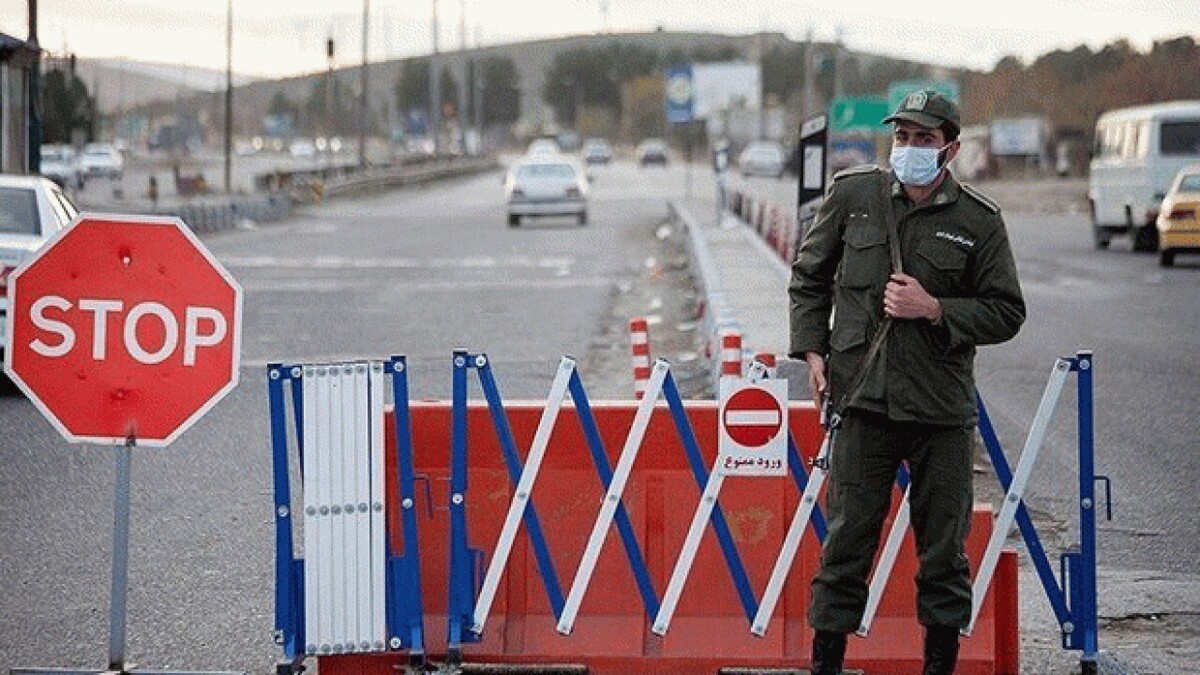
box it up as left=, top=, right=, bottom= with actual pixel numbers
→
left=504, top=156, right=589, bottom=227
left=39, top=144, right=85, bottom=189
left=636, top=138, right=669, bottom=166
left=0, top=174, right=79, bottom=361
left=738, top=141, right=786, bottom=178
left=289, top=138, right=317, bottom=158
left=526, top=138, right=561, bottom=157
left=80, top=142, right=125, bottom=179
left=583, top=137, right=613, bottom=165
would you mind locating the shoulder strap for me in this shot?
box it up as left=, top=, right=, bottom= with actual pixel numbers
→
left=883, top=175, right=903, bottom=272
left=833, top=173, right=902, bottom=420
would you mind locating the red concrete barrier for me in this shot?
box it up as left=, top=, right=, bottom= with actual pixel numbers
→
left=316, top=399, right=1017, bottom=674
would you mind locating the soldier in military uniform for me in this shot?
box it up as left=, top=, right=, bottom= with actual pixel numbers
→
left=788, top=91, right=1026, bottom=674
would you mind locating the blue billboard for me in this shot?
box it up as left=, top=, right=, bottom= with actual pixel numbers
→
left=664, top=65, right=694, bottom=124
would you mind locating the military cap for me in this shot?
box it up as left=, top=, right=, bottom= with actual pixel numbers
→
left=883, top=90, right=961, bottom=136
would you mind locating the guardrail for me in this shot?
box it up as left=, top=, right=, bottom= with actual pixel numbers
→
left=256, top=156, right=499, bottom=204
left=666, top=199, right=743, bottom=388
left=727, top=189, right=808, bottom=264
left=167, top=193, right=294, bottom=233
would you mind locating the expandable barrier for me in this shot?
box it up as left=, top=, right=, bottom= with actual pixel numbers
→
left=268, top=358, right=427, bottom=669
left=268, top=350, right=1108, bottom=674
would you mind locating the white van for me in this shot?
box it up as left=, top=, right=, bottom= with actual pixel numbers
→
left=1088, top=101, right=1200, bottom=251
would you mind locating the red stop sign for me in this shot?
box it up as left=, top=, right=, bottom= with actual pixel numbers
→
left=3, top=215, right=243, bottom=447
left=722, top=386, right=783, bottom=448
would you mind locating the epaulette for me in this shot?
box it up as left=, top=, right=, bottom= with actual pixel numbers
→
left=960, top=183, right=1001, bottom=214
left=832, top=164, right=881, bottom=181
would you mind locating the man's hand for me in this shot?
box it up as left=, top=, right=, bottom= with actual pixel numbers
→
left=805, top=351, right=827, bottom=408
left=884, top=272, right=942, bottom=322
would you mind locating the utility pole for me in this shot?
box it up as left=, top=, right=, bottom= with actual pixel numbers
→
left=833, top=26, right=845, bottom=100
left=803, top=28, right=815, bottom=120
left=473, top=57, right=482, bottom=137
left=223, top=0, right=232, bottom=193
left=326, top=37, right=335, bottom=157
left=459, top=0, right=466, bottom=50
left=429, top=0, right=441, bottom=155
left=757, top=29, right=765, bottom=140
left=457, top=0, right=468, bottom=150
left=473, top=20, right=482, bottom=143
left=359, top=0, right=369, bottom=168
left=28, top=0, right=41, bottom=173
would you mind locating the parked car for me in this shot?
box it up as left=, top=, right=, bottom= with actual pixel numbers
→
left=1155, top=165, right=1200, bottom=267
left=39, top=144, right=85, bottom=190
left=738, top=140, right=786, bottom=178
left=582, top=137, right=613, bottom=165
left=79, top=142, right=125, bottom=178
left=636, top=138, right=669, bottom=166
left=504, top=156, right=589, bottom=227
left=0, top=174, right=79, bottom=362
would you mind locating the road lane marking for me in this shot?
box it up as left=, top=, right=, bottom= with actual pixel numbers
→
left=220, top=255, right=575, bottom=270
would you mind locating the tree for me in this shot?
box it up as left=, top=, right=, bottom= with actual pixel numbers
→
left=394, top=60, right=458, bottom=118
left=762, top=44, right=805, bottom=101
left=41, top=66, right=96, bottom=144
left=620, top=74, right=665, bottom=141
left=439, top=65, right=459, bottom=117
left=304, top=75, right=355, bottom=135
left=264, top=90, right=299, bottom=136
left=480, top=56, right=520, bottom=126
left=543, top=43, right=659, bottom=126
left=395, top=57, right=430, bottom=113
left=268, top=90, right=298, bottom=118
left=688, top=44, right=741, bottom=63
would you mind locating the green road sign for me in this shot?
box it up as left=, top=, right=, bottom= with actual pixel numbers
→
left=887, top=80, right=960, bottom=113
left=829, top=96, right=891, bottom=133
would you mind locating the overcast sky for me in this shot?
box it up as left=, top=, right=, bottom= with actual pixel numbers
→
left=2, top=0, right=1197, bottom=78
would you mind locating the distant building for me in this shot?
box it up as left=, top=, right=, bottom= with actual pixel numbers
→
left=1, top=32, right=38, bottom=174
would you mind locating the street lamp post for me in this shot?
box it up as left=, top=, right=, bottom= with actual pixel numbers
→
left=429, top=0, right=441, bottom=156
left=223, top=0, right=232, bottom=193
left=28, top=0, right=41, bottom=174
left=359, top=0, right=369, bottom=168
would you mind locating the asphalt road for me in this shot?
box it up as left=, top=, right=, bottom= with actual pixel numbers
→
left=2, top=163, right=1197, bottom=673
left=0, top=157, right=695, bottom=673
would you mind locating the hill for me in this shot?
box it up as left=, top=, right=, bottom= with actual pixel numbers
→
left=66, top=57, right=259, bottom=113
left=89, top=30, right=1200, bottom=146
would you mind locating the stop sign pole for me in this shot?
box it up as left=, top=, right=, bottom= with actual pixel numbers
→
left=5, top=214, right=244, bottom=675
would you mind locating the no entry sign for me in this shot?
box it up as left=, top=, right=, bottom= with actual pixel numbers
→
left=4, top=214, right=243, bottom=447
left=718, top=379, right=788, bottom=476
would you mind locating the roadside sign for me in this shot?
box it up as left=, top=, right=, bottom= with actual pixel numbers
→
left=797, top=113, right=828, bottom=213
left=665, top=64, right=694, bottom=124
left=887, top=79, right=960, bottom=113
left=718, top=379, right=788, bottom=476
left=4, top=214, right=243, bottom=447
left=829, top=95, right=891, bottom=133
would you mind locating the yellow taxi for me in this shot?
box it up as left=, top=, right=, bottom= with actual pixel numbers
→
left=1157, top=165, right=1200, bottom=266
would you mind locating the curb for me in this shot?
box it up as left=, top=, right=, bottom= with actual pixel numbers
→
left=668, top=198, right=812, bottom=396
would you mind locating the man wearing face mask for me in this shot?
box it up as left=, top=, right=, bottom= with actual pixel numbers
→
left=788, top=90, right=1025, bottom=674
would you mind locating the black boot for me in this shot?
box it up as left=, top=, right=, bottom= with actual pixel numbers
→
left=810, top=630, right=847, bottom=674
left=923, top=625, right=961, bottom=675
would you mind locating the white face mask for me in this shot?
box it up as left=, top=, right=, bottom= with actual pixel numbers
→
left=890, top=142, right=951, bottom=186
